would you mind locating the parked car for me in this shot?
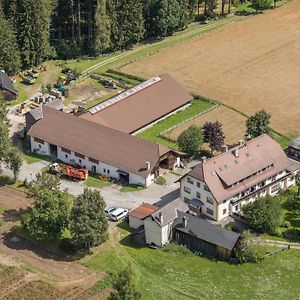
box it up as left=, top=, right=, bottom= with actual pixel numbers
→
left=110, top=208, right=129, bottom=222
left=105, top=207, right=116, bottom=216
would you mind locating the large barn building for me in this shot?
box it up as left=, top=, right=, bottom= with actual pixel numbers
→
left=80, top=74, right=193, bottom=134
left=28, top=106, right=181, bottom=186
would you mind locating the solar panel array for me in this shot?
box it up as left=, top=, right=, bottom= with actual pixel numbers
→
left=89, top=76, right=162, bottom=115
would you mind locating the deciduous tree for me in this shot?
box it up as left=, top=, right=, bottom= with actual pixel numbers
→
left=109, top=263, right=141, bottom=300
left=242, top=195, right=283, bottom=234
left=22, top=188, right=71, bottom=240
left=246, top=109, right=271, bottom=139
left=177, top=125, right=203, bottom=156
left=202, top=121, right=225, bottom=153
left=70, top=189, right=108, bottom=249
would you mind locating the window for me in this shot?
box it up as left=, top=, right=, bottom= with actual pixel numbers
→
left=75, top=152, right=84, bottom=159
left=34, top=137, right=44, bottom=144
left=187, top=177, right=193, bottom=184
left=79, top=159, right=82, bottom=164
left=223, top=208, right=227, bottom=215
left=197, top=181, right=201, bottom=188
left=65, top=154, right=68, bottom=159
left=235, top=205, right=238, bottom=211
left=206, top=208, right=213, bottom=216
left=91, top=165, right=96, bottom=173
left=38, top=144, right=42, bottom=149
left=89, top=157, right=99, bottom=164
left=271, top=183, right=281, bottom=193
left=61, top=147, right=71, bottom=154
left=103, top=168, right=106, bottom=173
left=204, top=184, right=210, bottom=192
left=207, top=197, right=214, bottom=205
left=184, top=186, right=191, bottom=194
left=196, top=192, right=201, bottom=199
left=107, top=169, right=110, bottom=174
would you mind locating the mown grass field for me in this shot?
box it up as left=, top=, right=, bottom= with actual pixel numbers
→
left=83, top=224, right=300, bottom=300
left=137, top=98, right=214, bottom=149
left=66, top=15, right=245, bottom=75
left=122, top=0, right=300, bottom=141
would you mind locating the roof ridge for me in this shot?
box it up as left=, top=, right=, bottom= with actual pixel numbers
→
left=43, top=106, right=159, bottom=148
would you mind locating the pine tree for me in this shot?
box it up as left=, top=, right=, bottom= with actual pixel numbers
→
left=17, top=0, right=52, bottom=67
left=0, top=8, right=21, bottom=74
left=117, top=0, right=145, bottom=49
left=94, top=0, right=111, bottom=53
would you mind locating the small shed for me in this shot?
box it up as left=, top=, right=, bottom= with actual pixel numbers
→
left=25, top=99, right=64, bottom=132
left=0, top=71, right=18, bottom=101
left=173, top=211, right=240, bottom=260
left=288, top=136, right=300, bottom=161
left=129, top=203, right=158, bottom=229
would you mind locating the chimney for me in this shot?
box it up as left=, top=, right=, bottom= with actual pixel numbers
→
left=202, top=156, right=207, bottom=163
left=183, top=216, right=188, bottom=228
left=146, top=161, right=150, bottom=170
left=239, top=140, right=244, bottom=147
left=159, top=212, right=163, bottom=224
left=224, top=145, right=229, bottom=152
left=233, top=149, right=239, bottom=158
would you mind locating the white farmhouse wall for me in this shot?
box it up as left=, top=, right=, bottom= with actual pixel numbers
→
left=144, top=217, right=173, bottom=247
left=30, top=136, right=50, bottom=156
left=144, top=217, right=162, bottom=246
left=180, top=176, right=218, bottom=221
left=129, top=173, right=146, bottom=186
left=129, top=217, right=144, bottom=230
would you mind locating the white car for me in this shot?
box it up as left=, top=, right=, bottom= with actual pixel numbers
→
left=110, top=208, right=129, bottom=222
left=105, top=207, right=116, bottom=216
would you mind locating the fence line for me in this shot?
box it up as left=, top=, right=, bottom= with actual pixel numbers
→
left=159, top=103, right=219, bottom=140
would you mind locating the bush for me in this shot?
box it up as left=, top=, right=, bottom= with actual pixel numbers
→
left=242, top=196, right=283, bottom=234
left=251, top=0, right=272, bottom=10
left=282, top=221, right=291, bottom=228
left=59, top=238, right=76, bottom=254
left=155, top=176, right=166, bottom=185
left=162, top=243, right=193, bottom=256
left=235, top=231, right=264, bottom=263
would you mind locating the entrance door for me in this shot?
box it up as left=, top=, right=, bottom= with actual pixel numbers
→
left=49, top=144, right=58, bottom=158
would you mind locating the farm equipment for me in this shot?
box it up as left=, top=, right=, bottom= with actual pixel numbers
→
left=49, top=163, right=88, bottom=181
left=49, top=163, right=63, bottom=175
left=65, top=165, right=88, bottom=181
left=22, top=75, right=35, bottom=84
left=28, top=70, right=39, bottom=78
left=90, top=74, right=117, bottom=89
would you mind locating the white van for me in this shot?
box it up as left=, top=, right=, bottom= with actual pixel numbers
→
left=110, top=208, right=128, bottom=222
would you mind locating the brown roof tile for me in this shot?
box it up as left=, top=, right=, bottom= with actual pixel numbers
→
left=187, top=135, right=299, bottom=202
left=28, top=106, right=165, bottom=178
left=80, top=74, right=193, bottom=134
left=129, top=203, right=158, bottom=220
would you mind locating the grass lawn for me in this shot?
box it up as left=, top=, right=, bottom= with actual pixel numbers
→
left=137, top=98, right=215, bottom=149
left=82, top=224, right=300, bottom=300
left=120, top=185, right=146, bottom=193
left=65, top=16, right=244, bottom=75
left=85, top=175, right=112, bottom=189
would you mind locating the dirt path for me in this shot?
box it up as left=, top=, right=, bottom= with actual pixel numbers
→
left=0, top=187, right=97, bottom=284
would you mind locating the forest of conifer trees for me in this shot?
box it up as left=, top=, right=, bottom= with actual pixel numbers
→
left=0, top=0, right=223, bottom=74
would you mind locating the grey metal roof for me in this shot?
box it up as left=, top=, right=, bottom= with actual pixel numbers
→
left=151, top=198, right=189, bottom=227
left=289, top=136, right=300, bottom=150
left=0, top=71, right=18, bottom=95
left=173, top=211, right=240, bottom=250
left=28, top=99, right=64, bottom=121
